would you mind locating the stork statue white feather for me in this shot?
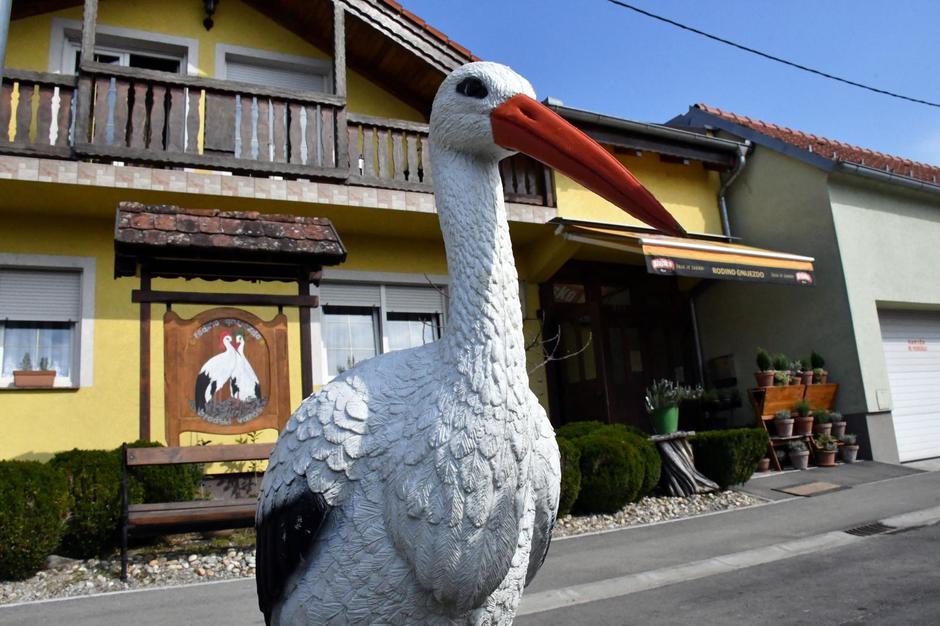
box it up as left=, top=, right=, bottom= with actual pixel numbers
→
left=256, top=62, right=685, bottom=625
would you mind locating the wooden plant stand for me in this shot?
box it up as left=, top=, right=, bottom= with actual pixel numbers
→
left=748, top=384, right=839, bottom=471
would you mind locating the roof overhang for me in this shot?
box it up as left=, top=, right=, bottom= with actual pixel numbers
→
left=556, top=220, right=815, bottom=287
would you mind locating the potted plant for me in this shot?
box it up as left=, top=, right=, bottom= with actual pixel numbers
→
left=788, top=440, right=809, bottom=470
left=800, top=357, right=814, bottom=385
left=829, top=412, right=846, bottom=438
left=755, top=347, right=774, bottom=387
left=772, top=353, right=790, bottom=377
left=756, top=457, right=771, bottom=472
left=793, top=400, right=814, bottom=435
left=773, top=371, right=789, bottom=386
left=812, top=409, right=832, bottom=436
left=788, top=360, right=803, bottom=386
left=773, top=409, right=794, bottom=437
left=815, top=433, right=838, bottom=466
left=840, top=433, right=860, bottom=463
left=644, top=379, right=702, bottom=435
left=811, top=351, right=828, bottom=383
left=12, top=354, right=57, bottom=388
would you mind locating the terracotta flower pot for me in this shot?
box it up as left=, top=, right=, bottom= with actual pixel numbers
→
left=801, top=371, right=814, bottom=385
left=793, top=416, right=814, bottom=436
left=830, top=421, right=846, bottom=439
left=815, top=449, right=837, bottom=467
left=757, top=457, right=771, bottom=472
left=789, top=376, right=801, bottom=386
left=754, top=371, right=774, bottom=387
left=789, top=450, right=810, bottom=470
left=775, top=418, right=794, bottom=438
left=841, top=444, right=859, bottom=463
left=13, top=370, right=56, bottom=388
left=813, top=423, right=832, bottom=436
left=818, top=373, right=829, bottom=384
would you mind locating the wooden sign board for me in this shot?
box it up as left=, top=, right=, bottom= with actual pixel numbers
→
left=163, top=307, right=290, bottom=445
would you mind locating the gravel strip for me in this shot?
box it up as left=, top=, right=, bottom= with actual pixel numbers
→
left=1, top=490, right=761, bottom=605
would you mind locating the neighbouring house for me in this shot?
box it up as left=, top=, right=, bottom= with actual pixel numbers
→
left=0, top=0, right=816, bottom=461
left=670, top=103, right=940, bottom=463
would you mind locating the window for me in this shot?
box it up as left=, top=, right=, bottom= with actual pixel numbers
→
left=64, top=45, right=183, bottom=74
left=0, top=262, right=93, bottom=388
left=217, top=45, right=332, bottom=94
left=316, top=281, right=446, bottom=382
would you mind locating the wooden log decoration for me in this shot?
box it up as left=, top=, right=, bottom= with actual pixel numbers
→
left=649, top=431, right=719, bottom=497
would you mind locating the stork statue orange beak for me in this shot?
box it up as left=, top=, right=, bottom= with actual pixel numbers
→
left=491, top=94, right=686, bottom=237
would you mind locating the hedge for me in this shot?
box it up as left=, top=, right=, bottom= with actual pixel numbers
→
left=690, top=428, right=769, bottom=489
left=556, top=437, right=581, bottom=517
left=573, top=432, right=644, bottom=513
left=0, top=461, right=69, bottom=580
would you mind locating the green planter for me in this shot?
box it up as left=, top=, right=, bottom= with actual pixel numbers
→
left=650, top=405, right=679, bottom=434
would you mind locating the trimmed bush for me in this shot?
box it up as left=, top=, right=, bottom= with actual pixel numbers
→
left=574, top=433, right=644, bottom=513
left=49, top=449, right=125, bottom=558
left=121, top=440, right=204, bottom=504
left=556, top=437, right=581, bottom=517
left=690, top=428, right=769, bottom=489
left=0, top=461, right=69, bottom=580
left=555, top=420, right=606, bottom=441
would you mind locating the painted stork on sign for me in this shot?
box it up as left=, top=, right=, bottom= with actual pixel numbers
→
left=193, top=332, right=237, bottom=412
left=256, top=62, right=685, bottom=625
left=230, top=333, right=261, bottom=402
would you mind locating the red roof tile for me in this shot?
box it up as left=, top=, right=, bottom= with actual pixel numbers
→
left=379, top=0, right=480, bottom=62
left=694, top=104, right=940, bottom=185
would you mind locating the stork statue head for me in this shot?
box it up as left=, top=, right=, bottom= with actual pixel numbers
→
left=430, top=62, right=685, bottom=236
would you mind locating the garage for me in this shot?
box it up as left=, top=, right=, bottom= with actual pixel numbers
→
left=879, top=309, right=940, bottom=461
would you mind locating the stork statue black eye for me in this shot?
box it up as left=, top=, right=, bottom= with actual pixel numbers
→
left=456, top=77, right=488, bottom=99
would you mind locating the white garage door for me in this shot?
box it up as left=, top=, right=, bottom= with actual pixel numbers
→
left=879, top=309, right=940, bottom=461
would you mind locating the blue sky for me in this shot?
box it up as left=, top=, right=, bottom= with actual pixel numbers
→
left=402, top=0, right=940, bottom=166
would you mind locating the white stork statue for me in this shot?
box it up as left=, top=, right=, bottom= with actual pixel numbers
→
left=193, top=332, right=237, bottom=412
left=230, top=333, right=261, bottom=402
left=256, top=62, right=685, bottom=625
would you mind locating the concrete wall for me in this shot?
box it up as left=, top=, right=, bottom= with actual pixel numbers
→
left=828, top=175, right=940, bottom=411
left=693, top=147, right=866, bottom=421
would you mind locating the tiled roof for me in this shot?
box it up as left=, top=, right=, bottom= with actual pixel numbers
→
left=379, top=0, right=479, bottom=61
left=694, top=104, right=940, bottom=186
left=114, top=202, right=346, bottom=260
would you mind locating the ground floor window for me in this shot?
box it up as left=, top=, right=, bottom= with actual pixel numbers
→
left=1, top=321, right=73, bottom=378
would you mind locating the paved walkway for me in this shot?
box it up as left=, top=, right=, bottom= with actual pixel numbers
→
left=1, top=462, right=937, bottom=625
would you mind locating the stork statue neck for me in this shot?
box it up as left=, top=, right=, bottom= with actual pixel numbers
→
left=430, top=144, right=527, bottom=378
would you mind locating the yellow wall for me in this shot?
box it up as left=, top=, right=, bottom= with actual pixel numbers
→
left=6, top=0, right=426, bottom=122
left=555, top=150, right=723, bottom=235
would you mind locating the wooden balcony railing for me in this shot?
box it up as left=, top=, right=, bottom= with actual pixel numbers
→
left=0, top=67, right=554, bottom=207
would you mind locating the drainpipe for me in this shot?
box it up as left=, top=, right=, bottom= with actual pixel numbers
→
left=718, top=142, right=750, bottom=238
left=0, top=0, right=12, bottom=83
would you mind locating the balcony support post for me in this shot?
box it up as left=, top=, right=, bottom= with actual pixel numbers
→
left=74, top=0, right=98, bottom=143
left=0, top=0, right=13, bottom=82
left=333, top=1, right=348, bottom=169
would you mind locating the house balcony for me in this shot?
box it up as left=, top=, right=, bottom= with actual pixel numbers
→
left=0, top=66, right=554, bottom=208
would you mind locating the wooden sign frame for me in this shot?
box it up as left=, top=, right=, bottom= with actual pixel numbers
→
left=163, top=307, right=290, bottom=445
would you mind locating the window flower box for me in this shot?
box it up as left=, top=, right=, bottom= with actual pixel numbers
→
left=13, top=370, right=56, bottom=388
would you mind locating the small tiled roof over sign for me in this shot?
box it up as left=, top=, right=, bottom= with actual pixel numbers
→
left=693, top=104, right=940, bottom=186
left=114, top=202, right=346, bottom=279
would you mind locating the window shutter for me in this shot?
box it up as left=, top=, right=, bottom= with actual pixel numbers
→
left=0, top=269, right=81, bottom=322
left=385, top=286, right=446, bottom=314
left=225, top=56, right=326, bottom=93
left=319, top=283, right=381, bottom=308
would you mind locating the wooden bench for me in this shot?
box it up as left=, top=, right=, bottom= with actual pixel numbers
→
left=120, top=442, right=273, bottom=580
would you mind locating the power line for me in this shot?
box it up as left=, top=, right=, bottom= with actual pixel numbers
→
left=606, top=0, right=940, bottom=109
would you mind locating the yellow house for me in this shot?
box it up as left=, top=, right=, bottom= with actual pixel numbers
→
left=0, top=0, right=810, bottom=460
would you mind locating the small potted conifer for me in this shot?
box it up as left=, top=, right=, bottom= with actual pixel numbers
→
left=788, top=440, right=809, bottom=470
left=815, top=434, right=838, bottom=466
left=12, top=354, right=57, bottom=388
left=793, top=400, right=814, bottom=435
left=773, top=353, right=790, bottom=385
left=812, top=409, right=832, bottom=436
left=800, top=357, right=814, bottom=385
left=755, top=347, right=774, bottom=387
left=840, top=433, right=860, bottom=463
left=774, top=409, right=794, bottom=437
left=829, top=412, right=846, bottom=438
left=811, top=351, right=828, bottom=383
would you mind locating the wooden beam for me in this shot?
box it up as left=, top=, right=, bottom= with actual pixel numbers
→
left=132, top=290, right=320, bottom=307
left=139, top=269, right=151, bottom=441
left=334, top=1, right=349, bottom=169
left=299, top=274, right=313, bottom=400
left=79, top=0, right=97, bottom=66
left=126, top=442, right=274, bottom=466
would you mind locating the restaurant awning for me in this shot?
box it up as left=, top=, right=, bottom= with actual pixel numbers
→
left=557, top=221, right=816, bottom=286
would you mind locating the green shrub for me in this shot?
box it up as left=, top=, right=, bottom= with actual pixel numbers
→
left=556, top=437, right=581, bottom=517
left=690, top=428, right=769, bottom=490
left=574, top=433, right=643, bottom=513
left=593, top=424, right=660, bottom=497
left=555, top=420, right=606, bottom=441
left=49, top=449, right=126, bottom=558
left=121, top=440, right=203, bottom=504
left=0, top=461, right=69, bottom=580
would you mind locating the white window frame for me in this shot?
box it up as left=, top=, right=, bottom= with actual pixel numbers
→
left=48, top=17, right=199, bottom=75
left=215, top=44, right=333, bottom=93
left=311, top=270, right=448, bottom=385
left=0, top=254, right=96, bottom=389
